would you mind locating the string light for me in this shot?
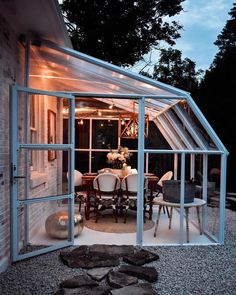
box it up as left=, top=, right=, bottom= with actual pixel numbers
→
left=98, top=110, right=102, bottom=116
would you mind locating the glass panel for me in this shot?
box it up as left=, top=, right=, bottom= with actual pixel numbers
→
left=120, top=138, right=138, bottom=150
left=200, top=154, right=221, bottom=242
left=144, top=152, right=221, bottom=245
left=75, top=151, right=89, bottom=173
left=17, top=149, right=68, bottom=200
left=29, top=44, right=176, bottom=96
left=145, top=121, right=171, bottom=149
left=17, top=199, right=76, bottom=256
left=173, top=103, right=218, bottom=150
left=91, top=152, right=108, bottom=172
left=92, top=120, right=118, bottom=149
left=128, top=152, right=138, bottom=170
left=148, top=153, right=174, bottom=176
left=75, top=119, right=89, bottom=149
left=17, top=93, right=69, bottom=145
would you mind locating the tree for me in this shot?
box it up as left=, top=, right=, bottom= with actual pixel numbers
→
left=141, top=48, right=203, bottom=96
left=198, top=3, right=236, bottom=191
left=61, top=0, right=184, bottom=66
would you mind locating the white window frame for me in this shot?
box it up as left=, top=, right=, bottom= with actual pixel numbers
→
left=29, top=95, right=44, bottom=173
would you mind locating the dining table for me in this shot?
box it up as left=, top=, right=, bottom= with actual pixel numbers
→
left=82, top=173, right=159, bottom=220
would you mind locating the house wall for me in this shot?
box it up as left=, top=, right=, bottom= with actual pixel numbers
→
left=0, top=13, right=24, bottom=272
left=0, top=12, right=64, bottom=272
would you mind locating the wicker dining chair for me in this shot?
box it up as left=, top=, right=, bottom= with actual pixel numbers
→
left=121, top=173, right=148, bottom=223
left=93, top=173, right=121, bottom=223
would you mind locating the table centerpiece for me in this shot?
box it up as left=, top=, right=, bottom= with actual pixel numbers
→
left=107, top=146, right=132, bottom=176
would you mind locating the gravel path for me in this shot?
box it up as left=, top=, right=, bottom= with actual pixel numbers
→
left=0, top=208, right=235, bottom=295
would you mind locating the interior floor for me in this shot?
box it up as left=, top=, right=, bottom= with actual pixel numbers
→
left=30, top=204, right=214, bottom=247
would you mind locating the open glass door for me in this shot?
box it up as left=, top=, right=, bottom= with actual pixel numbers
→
left=10, top=85, right=75, bottom=261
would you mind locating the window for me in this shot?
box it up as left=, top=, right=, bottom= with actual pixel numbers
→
left=30, top=95, right=38, bottom=171
left=92, top=120, right=118, bottom=149
left=29, top=95, right=44, bottom=173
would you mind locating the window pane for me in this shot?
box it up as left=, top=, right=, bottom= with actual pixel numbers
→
left=91, top=152, right=108, bottom=172
left=148, top=153, right=174, bottom=176
left=75, top=151, right=89, bottom=173
left=92, top=120, right=118, bottom=149
left=120, top=138, right=138, bottom=150
left=63, top=119, right=69, bottom=144
left=145, top=121, right=171, bottom=149
left=75, top=119, right=89, bottom=149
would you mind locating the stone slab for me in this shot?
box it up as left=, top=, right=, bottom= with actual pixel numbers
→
left=57, top=286, right=111, bottom=295
left=110, top=283, right=155, bottom=295
left=60, top=275, right=98, bottom=288
left=118, top=265, right=158, bottom=282
left=87, top=267, right=111, bottom=281
left=62, top=286, right=111, bottom=295
left=61, top=252, right=119, bottom=269
left=123, top=249, right=159, bottom=266
left=88, top=244, right=134, bottom=256
left=107, top=271, right=138, bottom=288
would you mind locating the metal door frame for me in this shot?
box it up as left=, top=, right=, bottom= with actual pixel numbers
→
left=10, top=85, right=75, bottom=261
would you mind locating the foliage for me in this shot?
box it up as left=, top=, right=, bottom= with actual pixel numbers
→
left=213, top=3, right=236, bottom=65
left=107, top=146, right=132, bottom=169
left=141, top=48, right=203, bottom=97
left=198, top=3, right=236, bottom=191
left=61, top=0, right=184, bottom=66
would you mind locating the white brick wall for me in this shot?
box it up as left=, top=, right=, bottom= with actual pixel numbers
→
left=0, top=12, right=21, bottom=272
left=0, top=13, right=64, bottom=272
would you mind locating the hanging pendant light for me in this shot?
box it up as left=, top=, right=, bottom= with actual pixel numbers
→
left=118, top=102, right=148, bottom=139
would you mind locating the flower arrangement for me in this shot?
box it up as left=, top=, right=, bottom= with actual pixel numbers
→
left=107, top=146, right=132, bottom=169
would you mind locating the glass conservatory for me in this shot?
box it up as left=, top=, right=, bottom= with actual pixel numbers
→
left=10, top=39, right=228, bottom=261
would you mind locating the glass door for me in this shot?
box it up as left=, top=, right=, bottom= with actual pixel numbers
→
left=10, top=85, right=75, bottom=261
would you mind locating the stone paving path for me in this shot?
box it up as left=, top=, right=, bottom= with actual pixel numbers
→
left=56, top=244, right=159, bottom=295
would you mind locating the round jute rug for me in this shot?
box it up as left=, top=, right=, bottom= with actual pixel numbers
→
left=85, top=214, right=155, bottom=233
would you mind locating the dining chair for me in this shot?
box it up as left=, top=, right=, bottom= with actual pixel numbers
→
left=121, top=173, right=148, bottom=223
left=93, top=172, right=121, bottom=223
left=154, top=171, right=173, bottom=217
left=66, top=169, right=87, bottom=212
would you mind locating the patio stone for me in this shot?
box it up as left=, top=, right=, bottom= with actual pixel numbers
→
left=60, top=275, right=98, bottom=288
left=123, top=249, right=159, bottom=266
left=87, top=267, right=112, bottom=281
left=60, top=246, right=89, bottom=265
left=107, top=271, right=138, bottom=288
left=61, top=286, right=111, bottom=295
left=77, top=254, right=120, bottom=268
left=60, top=248, right=120, bottom=269
left=118, top=265, right=158, bottom=282
left=110, top=283, right=154, bottom=295
left=88, top=244, right=134, bottom=256
left=58, top=246, right=158, bottom=295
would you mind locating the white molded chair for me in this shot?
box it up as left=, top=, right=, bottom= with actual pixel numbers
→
left=93, top=173, right=120, bottom=223
left=121, top=173, right=148, bottom=223
left=154, top=171, right=173, bottom=217
left=157, top=171, right=173, bottom=190
left=67, top=170, right=86, bottom=212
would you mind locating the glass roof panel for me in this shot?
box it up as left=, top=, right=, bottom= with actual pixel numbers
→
left=29, top=44, right=178, bottom=96
left=27, top=42, right=225, bottom=152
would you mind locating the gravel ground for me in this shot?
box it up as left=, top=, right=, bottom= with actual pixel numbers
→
left=0, top=208, right=235, bottom=295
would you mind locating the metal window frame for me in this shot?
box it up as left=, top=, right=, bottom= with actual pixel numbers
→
left=10, top=85, right=75, bottom=262
left=26, top=37, right=228, bottom=247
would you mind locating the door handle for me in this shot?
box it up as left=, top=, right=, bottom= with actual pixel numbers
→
left=14, top=176, right=26, bottom=179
